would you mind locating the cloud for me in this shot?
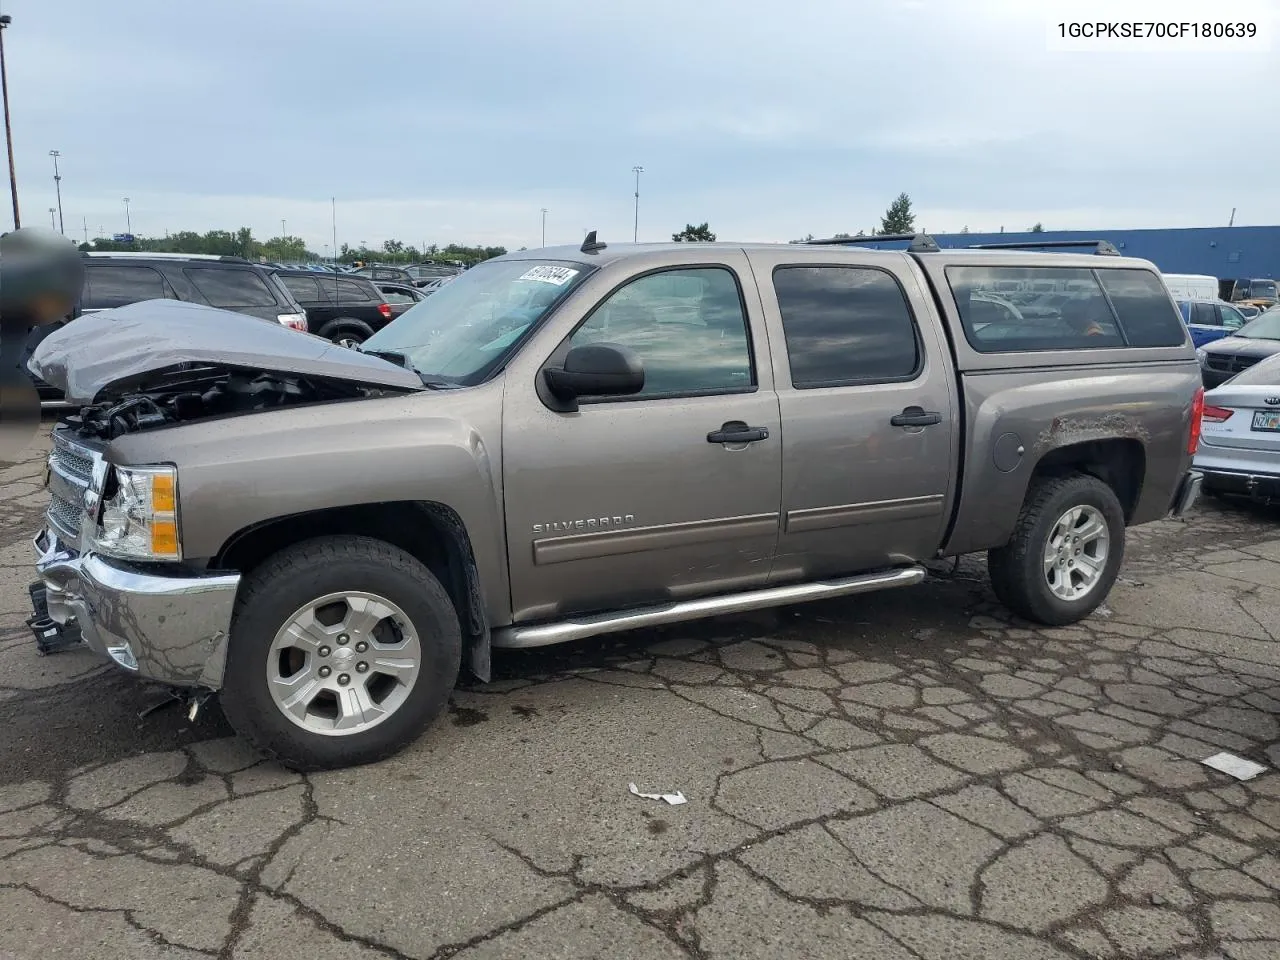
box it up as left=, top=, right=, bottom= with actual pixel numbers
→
left=4, top=0, right=1277, bottom=251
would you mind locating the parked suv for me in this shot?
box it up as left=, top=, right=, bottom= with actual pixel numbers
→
left=25, top=253, right=307, bottom=405
left=27, top=234, right=1203, bottom=770
left=271, top=269, right=393, bottom=346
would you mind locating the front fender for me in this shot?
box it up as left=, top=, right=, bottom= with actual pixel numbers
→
left=108, top=386, right=511, bottom=623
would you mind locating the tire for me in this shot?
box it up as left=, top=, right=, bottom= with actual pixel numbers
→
left=318, top=318, right=375, bottom=348
left=220, top=536, right=462, bottom=771
left=987, top=473, right=1125, bottom=626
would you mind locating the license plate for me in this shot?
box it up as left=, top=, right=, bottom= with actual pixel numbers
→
left=1252, top=410, right=1280, bottom=432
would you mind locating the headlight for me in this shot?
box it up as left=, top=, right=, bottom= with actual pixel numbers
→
left=91, top=465, right=182, bottom=561
left=1195, top=347, right=1207, bottom=363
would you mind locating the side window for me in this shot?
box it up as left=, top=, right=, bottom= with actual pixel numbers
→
left=83, top=265, right=171, bottom=309
left=1219, top=305, right=1246, bottom=330
left=281, top=275, right=321, bottom=302
left=568, top=267, right=753, bottom=398
left=184, top=267, right=280, bottom=308
left=947, top=266, right=1124, bottom=352
left=771, top=265, right=920, bottom=387
left=1096, top=269, right=1187, bottom=347
left=336, top=280, right=374, bottom=302
left=1192, top=302, right=1220, bottom=327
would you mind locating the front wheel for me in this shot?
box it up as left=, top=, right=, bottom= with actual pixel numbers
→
left=987, top=473, right=1125, bottom=626
left=220, top=536, right=462, bottom=771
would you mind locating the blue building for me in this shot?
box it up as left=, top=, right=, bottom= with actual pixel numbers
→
left=834, top=226, right=1280, bottom=280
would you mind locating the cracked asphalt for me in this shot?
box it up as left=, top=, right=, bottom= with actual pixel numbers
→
left=2, top=423, right=1279, bottom=960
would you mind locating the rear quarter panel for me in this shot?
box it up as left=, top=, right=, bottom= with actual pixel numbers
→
left=912, top=252, right=1200, bottom=556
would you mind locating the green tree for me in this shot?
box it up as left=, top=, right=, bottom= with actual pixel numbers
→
left=833, top=232, right=852, bottom=239
left=1029, top=222, right=1044, bottom=233
left=879, top=193, right=915, bottom=235
left=672, top=222, right=716, bottom=242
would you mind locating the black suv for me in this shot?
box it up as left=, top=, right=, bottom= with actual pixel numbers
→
left=26, top=253, right=308, bottom=405
left=270, top=269, right=393, bottom=346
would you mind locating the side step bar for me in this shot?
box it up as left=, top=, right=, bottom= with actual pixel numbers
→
left=492, top=565, right=927, bottom=649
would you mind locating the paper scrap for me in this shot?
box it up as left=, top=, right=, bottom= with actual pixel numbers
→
left=519, top=265, right=579, bottom=285
left=1202, top=752, right=1266, bottom=781
left=629, top=782, right=688, bottom=805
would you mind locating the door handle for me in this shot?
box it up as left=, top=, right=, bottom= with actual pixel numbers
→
left=707, top=421, right=770, bottom=444
left=890, top=406, right=942, bottom=428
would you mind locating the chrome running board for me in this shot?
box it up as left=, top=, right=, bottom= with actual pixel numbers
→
left=492, top=565, right=926, bottom=649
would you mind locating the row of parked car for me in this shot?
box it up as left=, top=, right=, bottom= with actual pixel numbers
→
left=23, top=252, right=460, bottom=403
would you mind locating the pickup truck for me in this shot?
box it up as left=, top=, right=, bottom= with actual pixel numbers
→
left=25, top=234, right=1205, bottom=770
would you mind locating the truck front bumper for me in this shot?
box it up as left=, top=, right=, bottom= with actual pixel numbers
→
left=28, top=527, right=241, bottom=690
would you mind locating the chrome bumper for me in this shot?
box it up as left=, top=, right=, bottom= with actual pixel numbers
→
left=32, top=528, right=241, bottom=690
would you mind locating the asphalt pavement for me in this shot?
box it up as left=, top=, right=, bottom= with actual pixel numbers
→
left=2, top=424, right=1279, bottom=960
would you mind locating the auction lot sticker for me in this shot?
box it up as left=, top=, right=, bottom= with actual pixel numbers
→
left=520, top=265, right=580, bottom=285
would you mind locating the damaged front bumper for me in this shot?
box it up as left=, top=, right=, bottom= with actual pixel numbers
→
left=28, top=528, right=241, bottom=690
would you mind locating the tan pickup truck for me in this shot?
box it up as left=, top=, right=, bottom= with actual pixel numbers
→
left=26, top=233, right=1205, bottom=770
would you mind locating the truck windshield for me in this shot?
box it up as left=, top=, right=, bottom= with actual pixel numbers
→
left=362, top=259, right=591, bottom=385
left=1235, top=309, right=1280, bottom=341
left=1249, top=280, right=1277, bottom=299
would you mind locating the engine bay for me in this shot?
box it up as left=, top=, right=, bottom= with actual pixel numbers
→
left=68, top=367, right=394, bottom=440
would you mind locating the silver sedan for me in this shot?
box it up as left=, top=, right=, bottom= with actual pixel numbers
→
left=1194, top=352, right=1280, bottom=505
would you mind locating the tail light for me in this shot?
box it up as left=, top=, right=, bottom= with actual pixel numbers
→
left=378, top=302, right=392, bottom=320
left=276, top=312, right=308, bottom=332
left=1201, top=405, right=1234, bottom=423
left=1187, top=387, right=1204, bottom=454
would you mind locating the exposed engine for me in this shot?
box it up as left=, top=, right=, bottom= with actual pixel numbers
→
left=68, top=367, right=391, bottom=440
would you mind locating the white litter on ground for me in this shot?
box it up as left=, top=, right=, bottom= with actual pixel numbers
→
left=629, top=783, right=688, bottom=805
left=1202, top=752, right=1267, bottom=781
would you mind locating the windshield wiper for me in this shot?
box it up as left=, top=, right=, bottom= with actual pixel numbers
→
left=353, top=345, right=457, bottom=389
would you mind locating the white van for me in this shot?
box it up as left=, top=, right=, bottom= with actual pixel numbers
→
left=1162, top=273, right=1219, bottom=301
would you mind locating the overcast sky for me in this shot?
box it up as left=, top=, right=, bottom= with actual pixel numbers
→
left=3, top=0, right=1278, bottom=252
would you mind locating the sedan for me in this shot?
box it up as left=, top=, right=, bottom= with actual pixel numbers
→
left=375, top=282, right=425, bottom=318
left=1195, top=307, right=1280, bottom=388
left=1194, top=352, right=1280, bottom=504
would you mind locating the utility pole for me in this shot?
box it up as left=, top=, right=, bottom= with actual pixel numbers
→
left=281, top=218, right=286, bottom=238
left=632, top=165, right=643, bottom=242
left=0, top=15, right=20, bottom=228
left=49, top=150, right=64, bottom=234
left=82, top=216, right=87, bottom=244
left=541, top=208, right=547, bottom=247
left=122, top=197, right=131, bottom=234
left=1228, top=207, right=1236, bottom=227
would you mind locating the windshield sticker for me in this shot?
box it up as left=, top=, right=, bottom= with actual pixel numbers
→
left=519, top=265, right=579, bottom=286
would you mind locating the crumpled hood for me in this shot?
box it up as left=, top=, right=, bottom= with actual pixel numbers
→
left=28, top=299, right=423, bottom=402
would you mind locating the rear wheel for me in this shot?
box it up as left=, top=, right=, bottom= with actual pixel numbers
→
left=987, top=473, right=1125, bottom=626
left=220, top=536, right=461, bottom=771
left=318, top=318, right=375, bottom=348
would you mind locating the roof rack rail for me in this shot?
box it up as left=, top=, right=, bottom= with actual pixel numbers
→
left=84, top=251, right=253, bottom=263
left=805, top=232, right=941, bottom=253
left=967, top=239, right=1121, bottom=256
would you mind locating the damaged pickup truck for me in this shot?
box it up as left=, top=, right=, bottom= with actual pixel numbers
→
left=26, top=235, right=1205, bottom=770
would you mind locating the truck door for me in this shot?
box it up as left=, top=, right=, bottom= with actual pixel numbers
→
left=745, top=249, right=958, bottom=582
left=500, top=252, right=783, bottom=623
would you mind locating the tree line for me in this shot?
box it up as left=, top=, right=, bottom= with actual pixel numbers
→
left=80, top=229, right=508, bottom=266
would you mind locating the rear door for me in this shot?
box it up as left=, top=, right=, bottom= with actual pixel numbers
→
left=1187, top=301, right=1224, bottom=346
left=745, top=249, right=958, bottom=581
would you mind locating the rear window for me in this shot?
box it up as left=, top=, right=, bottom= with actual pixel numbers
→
left=280, top=275, right=322, bottom=302
left=946, top=266, right=1184, bottom=352
left=334, top=279, right=374, bottom=302
left=83, top=265, right=172, bottom=309
left=184, top=267, right=280, bottom=308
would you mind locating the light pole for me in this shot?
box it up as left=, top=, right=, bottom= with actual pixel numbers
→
left=281, top=218, right=286, bottom=238
left=49, top=150, right=64, bottom=234
left=632, top=165, right=643, bottom=242
left=122, top=197, right=131, bottom=234
left=48, top=206, right=55, bottom=229
left=541, top=208, right=547, bottom=247
left=0, top=15, right=20, bottom=228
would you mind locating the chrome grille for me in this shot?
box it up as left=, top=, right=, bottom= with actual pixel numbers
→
left=45, top=430, right=100, bottom=542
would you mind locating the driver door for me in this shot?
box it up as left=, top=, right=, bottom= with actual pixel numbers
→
left=500, top=256, right=783, bottom=623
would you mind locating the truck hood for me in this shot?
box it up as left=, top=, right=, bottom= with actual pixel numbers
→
left=1201, top=336, right=1280, bottom=359
left=27, top=298, right=424, bottom=402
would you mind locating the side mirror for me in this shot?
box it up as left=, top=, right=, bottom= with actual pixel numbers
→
left=544, top=343, right=644, bottom=408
